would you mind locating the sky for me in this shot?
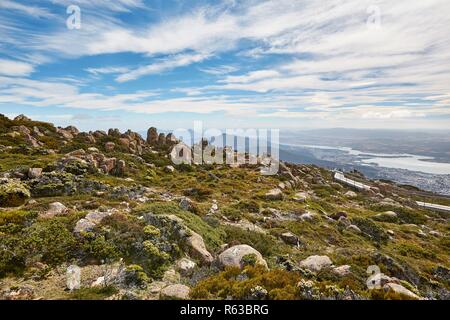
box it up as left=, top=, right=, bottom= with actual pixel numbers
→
left=0, top=0, right=449, bottom=132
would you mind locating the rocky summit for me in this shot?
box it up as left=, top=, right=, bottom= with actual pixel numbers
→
left=0, top=114, right=449, bottom=301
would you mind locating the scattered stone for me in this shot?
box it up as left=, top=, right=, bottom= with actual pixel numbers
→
left=333, top=265, right=351, bottom=276
left=330, top=211, right=347, bottom=220
left=429, top=230, right=442, bottom=237
left=74, top=218, right=96, bottom=233
left=293, top=192, right=308, bottom=203
left=74, top=210, right=115, bottom=233
left=299, top=255, right=333, bottom=272
left=44, top=202, right=68, bottom=217
left=163, top=268, right=181, bottom=283
left=105, top=142, right=115, bottom=151
left=345, top=191, right=357, bottom=198
left=219, top=244, right=268, bottom=269
left=383, top=283, right=420, bottom=300
left=66, top=265, right=81, bottom=291
left=176, top=258, right=197, bottom=276
left=248, top=286, right=268, bottom=300
left=300, top=212, right=316, bottom=221
left=179, top=197, right=196, bottom=212
left=347, top=224, right=362, bottom=234
left=373, top=211, right=398, bottom=223
left=417, top=230, right=427, bottom=238
left=280, top=232, right=300, bottom=246
left=91, top=276, right=106, bottom=288
left=265, top=188, right=283, bottom=201
left=147, top=127, right=158, bottom=145
left=28, top=168, right=43, bottom=179
left=164, top=165, right=175, bottom=173
left=160, top=284, right=190, bottom=300
left=186, top=231, right=214, bottom=264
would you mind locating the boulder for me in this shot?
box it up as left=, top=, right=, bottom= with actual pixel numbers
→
left=218, top=244, right=268, bottom=269
left=345, top=191, right=358, bottom=198
left=346, top=224, right=362, bottom=234
left=265, top=188, right=283, bottom=201
left=44, top=202, right=68, bottom=217
left=373, top=211, right=398, bottom=223
left=0, top=180, right=30, bottom=207
left=280, top=232, right=300, bottom=245
left=186, top=231, right=214, bottom=264
left=66, top=265, right=81, bottom=291
left=300, top=212, right=316, bottom=221
left=179, top=197, right=195, bottom=212
left=105, top=142, right=115, bottom=152
left=383, top=283, right=420, bottom=300
left=160, top=284, right=190, bottom=300
left=164, top=165, right=175, bottom=173
left=74, top=210, right=114, bottom=233
left=293, top=192, right=308, bottom=203
left=333, top=265, right=352, bottom=276
left=14, top=114, right=31, bottom=121
left=166, top=133, right=177, bottom=144
left=28, top=168, right=43, bottom=179
left=147, top=127, right=158, bottom=145
left=74, top=218, right=96, bottom=233
left=176, top=258, right=197, bottom=276
left=330, top=211, right=347, bottom=220
left=299, top=255, right=333, bottom=272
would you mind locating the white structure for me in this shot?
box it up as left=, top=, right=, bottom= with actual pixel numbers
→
left=333, top=172, right=372, bottom=191
left=416, top=201, right=450, bottom=213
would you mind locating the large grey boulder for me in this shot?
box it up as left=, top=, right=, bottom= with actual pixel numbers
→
left=160, top=284, right=190, bottom=300
left=383, top=283, right=420, bottom=300
left=44, top=202, right=68, bottom=217
left=176, top=258, right=197, bottom=276
left=186, top=231, right=213, bottom=264
left=299, top=255, right=333, bottom=272
left=218, top=244, right=268, bottom=269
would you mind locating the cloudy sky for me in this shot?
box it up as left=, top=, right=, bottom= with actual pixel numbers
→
left=0, top=0, right=449, bottom=131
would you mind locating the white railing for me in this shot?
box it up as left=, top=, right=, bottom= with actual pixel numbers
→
left=333, top=172, right=372, bottom=191
left=416, top=201, right=450, bottom=213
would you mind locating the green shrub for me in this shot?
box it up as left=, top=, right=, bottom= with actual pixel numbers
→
left=0, top=210, right=37, bottom=234
left=351, top=217, right=388, bottom=245
left=223, top=226, right=280, bottom=257
left=23, top=219, right=78, bottom=266
left=191, top=265, right=302, bottom=300
left=0, top=181, right=30, bottom=207
left=183, top=186, right=214, bottom=201
left=221, top=207, right=242, bottom=222
left=124, top=264, right=149, bottom=288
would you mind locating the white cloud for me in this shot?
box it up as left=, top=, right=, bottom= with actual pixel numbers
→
left=0, top=59, right=34, bottom=76
left=0, top=0, right=54, bottom=18
left=116, top=53, right=210, bottom=82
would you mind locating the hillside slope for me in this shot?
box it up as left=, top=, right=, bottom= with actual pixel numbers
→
left=0, top=114, right=448, bottom=300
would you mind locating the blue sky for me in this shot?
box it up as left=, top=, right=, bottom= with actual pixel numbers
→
left=0, top=0, right=449, bottom=132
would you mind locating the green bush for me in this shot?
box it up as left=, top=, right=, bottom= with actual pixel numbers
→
left=23, top=219, right=78, bottom=266
left=223, top=226, right=280, bottom=257
left=191, top=265, right=302, bottom=300
left=351, top=217, right=389, bottom=245
left=221, top=207, right=242, bottom=222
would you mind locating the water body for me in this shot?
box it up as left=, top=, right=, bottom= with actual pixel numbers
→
left=283, top=143, right=450, bottom=175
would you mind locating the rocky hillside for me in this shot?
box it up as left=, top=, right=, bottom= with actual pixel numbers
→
left=0, top=114, right=448, bottom=300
